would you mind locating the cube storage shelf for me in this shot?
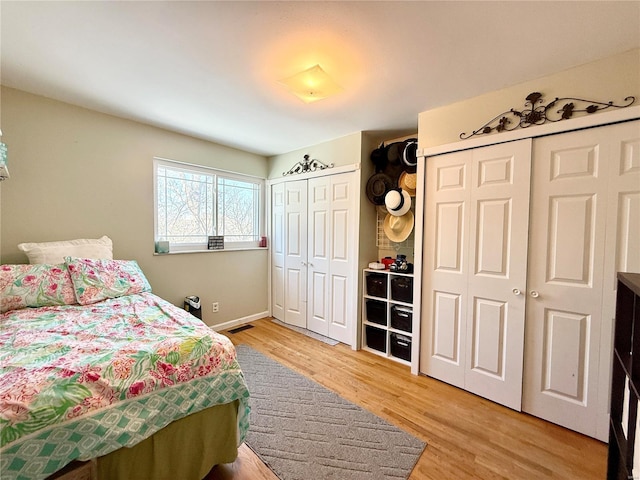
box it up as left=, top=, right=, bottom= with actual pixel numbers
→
left=362, top=268, right=414, bottom=366
left=608, top=273, right=640, bottom=480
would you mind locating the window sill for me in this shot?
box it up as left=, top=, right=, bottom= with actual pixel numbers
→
left=154, top=247, right=268, bottom=256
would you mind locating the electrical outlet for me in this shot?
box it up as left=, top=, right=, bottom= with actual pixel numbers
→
left=212, top=302, right=219, bottom=313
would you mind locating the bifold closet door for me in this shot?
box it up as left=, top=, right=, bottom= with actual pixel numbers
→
left=307, top=172, right=357, bottom=345
left=282, top=179, right=308, bottom=328
left=271, top=183, right=285, bottom=321
left=420, top=139, right=532, bottom=410
left=523, top=120, right=640, bottom=441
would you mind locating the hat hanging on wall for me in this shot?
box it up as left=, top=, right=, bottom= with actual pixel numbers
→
left=384, top=142, right=405, bottom=181
left=398, top=171, right=417, bottom=197
left=401, top=139, right=418, bottom=173
left=384, top=188, right=411, bottom=216
left=370, top=143, right=388, bottom=173
left=366, top=172, right=394, bottom=205
left=383, top=210, right=414, bottom=243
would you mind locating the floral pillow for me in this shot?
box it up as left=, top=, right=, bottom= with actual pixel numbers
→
left=65, top=257, right=152, bottom=305
left=0, top=263, right=78, bottom=313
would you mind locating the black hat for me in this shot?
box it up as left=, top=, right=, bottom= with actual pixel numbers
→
left=401, top=139, right=418, bottom=173
left=370, top=144, right=388, bottom=173
left=379, top=142, right=403, bottom=181
left=365, top=173, right=393, bottom=205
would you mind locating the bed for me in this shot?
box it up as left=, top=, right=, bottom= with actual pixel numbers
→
left=0, top=255, right=250, bottom=480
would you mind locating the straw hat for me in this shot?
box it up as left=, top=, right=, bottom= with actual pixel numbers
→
left=383, top=210, right=414, bottom=243
left=384, top=188, right=411, bottom=216
left=398, top=172, right=417, bottom=197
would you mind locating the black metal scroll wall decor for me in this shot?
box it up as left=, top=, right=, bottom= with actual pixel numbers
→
left=460, top=92, right=636, bottom=140
left=283, top=154, right=334, bottom=176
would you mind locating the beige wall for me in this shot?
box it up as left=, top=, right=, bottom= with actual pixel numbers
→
left=267, top=132, right=364, bottom=179
left=419, top=48, right=640, bottom=149
left=0, top=87, right=269, bottom=327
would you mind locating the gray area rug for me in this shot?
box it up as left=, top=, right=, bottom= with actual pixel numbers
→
left=236, top=345, right=425, bottom=480
left=270, top=318, right=339, bottom=346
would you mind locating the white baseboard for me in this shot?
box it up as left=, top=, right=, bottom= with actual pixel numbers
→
left=210, top=311, right=270, bottom=332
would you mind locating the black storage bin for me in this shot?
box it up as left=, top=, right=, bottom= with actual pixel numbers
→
left=390, top=333, right=411, bottom=361
left=366, top=273, right=387, bottom=298
left=390, top=305, right=412, bottom=332
left=366, top=300, right=387, bottom=326
left=391, top=276, right=413, bottom=303
left=365, top=325, right=386, bottom=353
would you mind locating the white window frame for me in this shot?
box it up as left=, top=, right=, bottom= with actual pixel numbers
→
left=153, top=157, right=265, bottom=252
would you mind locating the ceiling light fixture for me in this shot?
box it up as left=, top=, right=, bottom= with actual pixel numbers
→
left=278, top=64, right=342, bottom=103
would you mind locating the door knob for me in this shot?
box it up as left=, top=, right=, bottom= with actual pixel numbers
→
left=530, top=290, right=539, bottom=298
left=308, top=262, right=314, bottom=268
left=301, top=261, right=307, bottom=266
left=512, top=288, right=522, bottom=296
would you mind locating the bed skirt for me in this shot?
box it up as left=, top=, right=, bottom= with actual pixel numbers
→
left=96, top=400, right=240, bottom=480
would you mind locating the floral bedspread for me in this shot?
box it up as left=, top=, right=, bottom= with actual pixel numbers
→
left=0, top=292, right=250, bottom=480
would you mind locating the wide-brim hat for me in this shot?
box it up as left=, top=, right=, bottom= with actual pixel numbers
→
left=383, top=210, right=414, bottom=243
left=366, top=173, right=393, bottom=205
left=384, top=188, right=411, bottom=216
left=401, top=139, right=418, bottom=173
left=398, top=171, right=417, bottom=197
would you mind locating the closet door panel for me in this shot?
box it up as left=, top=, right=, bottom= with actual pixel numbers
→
left=327, top=174, right=357, bottom=344
left=464, top=140, right=531, bottom=411
left=284, top=180, right=308, bottom=328
left=271, top=183, right=285, bottom=321
left=524, top=126, right=614, bottom=440
left=421, top=150, right=471, bottom=388
left=306, top=172, right=357, bottom=344
left=599, top=120, right=640, bottom=440
left=307, top=177, right=330, bottom=335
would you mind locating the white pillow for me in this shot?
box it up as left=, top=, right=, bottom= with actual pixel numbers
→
left=18, top=236, right=113, bottom=264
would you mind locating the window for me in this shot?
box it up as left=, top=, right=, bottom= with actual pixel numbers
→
left=154, top=158, right=264, bottom=251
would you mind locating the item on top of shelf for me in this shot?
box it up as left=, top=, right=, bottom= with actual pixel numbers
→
left=381, top=256, right=394, bottom=269
left=368, top=262, right=386, bottom=270
left=383, top=210, right=414, bottom=243
left=390, top=254, right=409, bottom=273
left=384, top=188, right=411, bottom=216
left=366, top=173, right=394, bottom=205
left=398, top=171, right=417, bottom=197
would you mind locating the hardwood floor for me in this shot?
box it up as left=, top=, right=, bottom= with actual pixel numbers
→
left=208, top=318, right=607, bottom=480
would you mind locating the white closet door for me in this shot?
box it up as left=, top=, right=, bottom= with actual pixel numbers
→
left=600, top=120, right=640, bottom=440
left=464, top=139, right=532, bottom=410
left=421, top=149, right=471, bottom=388
left=307, top=176, right=331, bottom=336
left=271, top=183, right=285, bottom=321
left=307, top=172, right=357, bottom=344
left=327, top=173, right=356, bottom=344
left=284, top=180, right=308, bottom=328
left=421, top=139, right=531, bottom=410
left=523, top=121, right=640, bottom=440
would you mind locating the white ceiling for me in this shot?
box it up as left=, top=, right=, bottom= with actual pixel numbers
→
left=1, top=1, right=639, bottom=157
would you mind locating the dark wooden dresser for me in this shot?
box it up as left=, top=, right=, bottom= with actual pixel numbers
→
left=608, top=273, right=640, bottom=480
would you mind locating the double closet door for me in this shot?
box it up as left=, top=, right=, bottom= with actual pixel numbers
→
left=420, top=120, right=640, bottom=441
left=271, top=171, right=357, bottom=345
